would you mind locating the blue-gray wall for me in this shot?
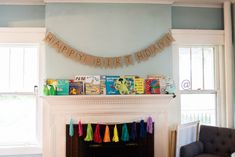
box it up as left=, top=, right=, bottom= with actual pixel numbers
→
left=172, top=6, right=224, bottom=30
left=0, top=5, right=45, bottom=27
left=45, top=3, right=172, bottom=79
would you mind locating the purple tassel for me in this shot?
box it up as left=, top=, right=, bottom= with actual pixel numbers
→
left=147, top=116, right=153, bottom=134
left=130, top=122, right=137, bottom=140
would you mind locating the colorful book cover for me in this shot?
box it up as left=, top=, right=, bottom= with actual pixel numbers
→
left=85, top=76, right=100, bottom=95
left=69, top=80, right=84, bottom=95
left=106, top=76, right=120, bottom=95
left=124, top=75, right=135, bottom=94
left=150, top=79, right=161, bottom=94
left=46, top=79, right=58, bottom=95
left=47, top=79, right=58, bottom=87
left=57, top=79, right=69, bottom=95
left=100, top=75, right=106, bottom=95
left=147, top=75, right=166, bottom=94
left=134, top=78, right=145, bottom=94
left=74, top=75, right=86, bottom=94
left=145, top=79, right=152, bottom=94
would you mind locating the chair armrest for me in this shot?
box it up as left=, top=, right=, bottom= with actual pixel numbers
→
left=180, top=141, right=204, bottom=157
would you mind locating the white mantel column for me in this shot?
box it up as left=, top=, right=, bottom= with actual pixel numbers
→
left=224, top=1, right=234, bottom=128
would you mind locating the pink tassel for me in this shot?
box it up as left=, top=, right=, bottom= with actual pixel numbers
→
left=78, top=120, right=83, bottom=137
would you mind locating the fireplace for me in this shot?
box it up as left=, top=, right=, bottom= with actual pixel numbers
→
left=66, top=123, right=154, bottom=157
left=42, top=95, right=173, bottom=157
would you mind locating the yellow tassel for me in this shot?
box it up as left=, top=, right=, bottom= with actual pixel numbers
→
left=112, top=125, right=119, bottom=142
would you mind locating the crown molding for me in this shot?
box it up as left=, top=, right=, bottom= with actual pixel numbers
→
left=173, top=2, right=223, bottom=8
left=0, top=0, right=44, bottom=5
left=0, top=0, right=233, bottom=6
left=43, top=0, right=174, bottom=4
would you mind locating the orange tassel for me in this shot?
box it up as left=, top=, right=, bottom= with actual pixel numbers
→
left=103, top=125, right=111, bottom=142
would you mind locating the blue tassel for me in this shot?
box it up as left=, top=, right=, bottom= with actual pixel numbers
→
left=140, top=120, right=146, bottom=138
left=130, top=122, right=137, bottom=140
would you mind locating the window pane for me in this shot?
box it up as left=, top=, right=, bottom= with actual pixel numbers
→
left=191, top=48, right=203, bottom=90
left=24, top=47, right=38, bottom=92
left=0, top=48, right=10, bottom=92
left=204, top=48, right=215, bottom=90
left=10, top=47, right=24, bottom=92
left=0, top=95, right=38, bottom=146
left=181, top=94, right=216, bottom=125
left=179, top=48, right=191, bottom=90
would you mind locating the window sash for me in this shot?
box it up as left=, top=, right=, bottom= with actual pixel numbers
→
left=179, top=46, right=216, bottom=91
left=0, top=43, right=39, bottom=93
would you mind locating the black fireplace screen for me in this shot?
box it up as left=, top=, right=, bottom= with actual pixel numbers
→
left=66, top=123, right=154, bottom=157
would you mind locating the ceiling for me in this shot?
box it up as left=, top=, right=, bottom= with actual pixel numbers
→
left=0, top=0, right=233, bottom=6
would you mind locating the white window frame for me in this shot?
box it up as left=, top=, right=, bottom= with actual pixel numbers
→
left=0, top=27, right=46, bottom=156
left=171, top=29, right=226, bottom=127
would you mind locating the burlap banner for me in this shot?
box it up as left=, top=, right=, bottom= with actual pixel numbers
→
left=44, top=32, right=175, bottom=69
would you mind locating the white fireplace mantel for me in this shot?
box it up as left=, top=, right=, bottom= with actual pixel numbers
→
left=42, top=94, right=174, bottom=157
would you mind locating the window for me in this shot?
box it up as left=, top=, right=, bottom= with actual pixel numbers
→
left=0, top=44, right=39, bottom=146
left=0, top=27, right=45, bottom=156
left=179, top=46, right=217, bottom=125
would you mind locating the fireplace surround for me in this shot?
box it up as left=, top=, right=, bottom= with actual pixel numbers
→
left=42, top=95, right=173, bottom=157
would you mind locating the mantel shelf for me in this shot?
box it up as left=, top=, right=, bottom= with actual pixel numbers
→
left=40, top=94, right=175, bottom=100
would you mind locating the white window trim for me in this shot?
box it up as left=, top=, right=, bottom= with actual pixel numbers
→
left=171, top=29, right=226, bottom=127
left=0, top=27, right=46, bottom=156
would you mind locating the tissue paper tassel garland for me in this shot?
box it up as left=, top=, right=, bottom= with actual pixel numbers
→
left=84, top=123, right=93, bottom=141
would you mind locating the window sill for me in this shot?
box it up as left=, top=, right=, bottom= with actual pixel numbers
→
left=0, top=146, right=42, bottom=156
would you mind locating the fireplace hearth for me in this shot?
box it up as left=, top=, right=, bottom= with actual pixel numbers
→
left=66, top=123, right=154, bottom=157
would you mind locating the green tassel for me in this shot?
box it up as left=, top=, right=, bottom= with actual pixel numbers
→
left=121, top=124, right=129, bottom=142
left=84, top=123, right=93, bottom=141
left=69, top=119, right=74, bottom=137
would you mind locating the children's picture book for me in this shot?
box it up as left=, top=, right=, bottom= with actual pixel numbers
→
left=147, top=75, right=166, bottom=94
left=69, top=80, right=84, bottom=95
left=46, top=79, right=58, bottom=95
left=57, top=79, right=69, bottom=95
left=47, top=79, right=58, bottom=87
left=85, top=76, right=100, bottom=95
left=74, top=75, right=86, bottom=94
left=134, top=78, right=144, bottom=94
left=100, top=75, right=106, bottom=95
left=124, top=75, right=135, bottom=94
left=145, top=79, right=152, bottom=94
left=150, top=79, right=161, bottom=94
left=106, top=76, right=120, bottom=95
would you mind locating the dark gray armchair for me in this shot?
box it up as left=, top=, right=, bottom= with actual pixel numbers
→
left=180, top=125, right=235, bottom=157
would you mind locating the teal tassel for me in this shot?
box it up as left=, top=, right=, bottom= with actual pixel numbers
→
left=69, top=119, right=74, bottom=137
left=121, top=124, right=129, bottom=142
